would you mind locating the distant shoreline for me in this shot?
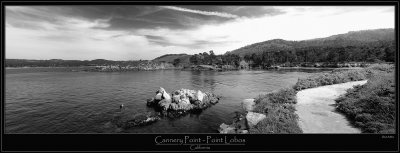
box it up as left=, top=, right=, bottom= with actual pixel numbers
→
left=4, top=66, right=365, bottom=71
left=277, top=67, right=364, bottom=70
left=5, top=66, right=96, bottom=69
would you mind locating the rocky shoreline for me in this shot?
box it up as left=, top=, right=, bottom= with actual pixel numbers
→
left=218, top=99, right=266, bottom=134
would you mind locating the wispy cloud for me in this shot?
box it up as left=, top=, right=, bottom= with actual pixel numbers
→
left=161, top=6, right=239, bottom=19
left=5, top=6, right=395, bottom=60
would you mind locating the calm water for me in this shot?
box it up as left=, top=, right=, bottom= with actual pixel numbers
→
left=5, top=68, right=330, bottom=133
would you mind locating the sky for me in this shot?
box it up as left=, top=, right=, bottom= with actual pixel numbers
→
left=5, top=6, right=395, bottom=60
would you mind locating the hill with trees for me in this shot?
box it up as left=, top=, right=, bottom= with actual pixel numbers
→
left=228, top=28, right=395, bottom=68
left=152, top=54, right=189, bottom=63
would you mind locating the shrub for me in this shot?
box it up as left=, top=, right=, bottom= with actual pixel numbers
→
left=366, top=63, right=394, bottom=73
left=293, top=69, right=369, bottom=90
left=252, top=64, right=394, bottom=134
left=250, top=88, right=301, bottom=133
left=249, top=110, right=302, bottom=134
left=335, top=71, right=395, bottom=133
left=293, top=63, right=394, bottom=91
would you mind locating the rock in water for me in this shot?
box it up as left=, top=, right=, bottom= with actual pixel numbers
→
left=163, top=92, right=171, bottom=102
left=246, top=112, right=266, bottom=127
left=219, top=123, right=236, bottom=133
left=242, top=99, right=255, bottom=112
left=172, top=95, right=180, bottom=103
left=158, top=87, right=171, bottom=102
left=155, top=93, right=162, bottom=100
left=217, top=101, right=266, bottom=134
left=180, top=97, right=191, bottom=105
left=123, top=112, right=160, bottom=128
left=146, top=87, right=220, bottom=118
left=158, top=99, right=171, bottom=111
left=157, top=87, right=167, bottom=94
left=147, top=98, right=155, bottom=106
left=196, top=90, right=205, bottom=102
left=218, top=112, right=249, bottom=134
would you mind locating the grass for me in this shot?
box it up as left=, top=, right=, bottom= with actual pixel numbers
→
left=335, top=70, right=395, bottom=133
left=293, top=64, right=394, bottom=90
left=249, top=88, right=302, bottom=134
left=249, top=63, right=395, bottom=134
left=293, top=69, right=368, bottom=90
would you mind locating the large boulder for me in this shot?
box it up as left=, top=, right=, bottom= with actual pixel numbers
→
left=195, top=90, right=204, bottom=102
left=159, top=99, right=171, bottom=111
left=242, top=99, right=255, bottom=112
left=155, top=93, right=162, bottom=100
left=246, top=112, right=266, bottom=127
left=157, top=87, right=167, bottom=94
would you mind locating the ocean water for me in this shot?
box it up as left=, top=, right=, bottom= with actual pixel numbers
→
left=5, top=68, right=329, bottom=133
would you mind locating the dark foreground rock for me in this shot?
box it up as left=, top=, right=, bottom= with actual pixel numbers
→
left=147, top=87, right=220, bottom=117
left=218, top=112, right=249, bottom=134
left=114, top=112, right=161, bottom=129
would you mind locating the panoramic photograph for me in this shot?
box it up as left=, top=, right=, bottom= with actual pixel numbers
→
left=5, top=5, right=395, bottom=134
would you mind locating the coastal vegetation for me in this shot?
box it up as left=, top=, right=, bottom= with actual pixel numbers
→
left=231, top=29, right=395, bottom=69
left=293, top=64, right=393, bottom=90
left=245, top=64, right=395, bottom=134
left=293, top=69, right=368, bottom=90
left=335, top=64, right=395, bottom=133
left=250, top=88, right=302, bottom=133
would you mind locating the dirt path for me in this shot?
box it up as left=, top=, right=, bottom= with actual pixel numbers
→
left=295, top=80, right=368, bottom=133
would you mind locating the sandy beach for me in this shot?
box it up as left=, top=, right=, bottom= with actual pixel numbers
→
left=295, top=80, right=368, bottom=133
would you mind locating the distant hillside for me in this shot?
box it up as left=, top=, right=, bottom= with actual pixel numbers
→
left=228, top=39, right=297, bottom=56
left=229, top=28, right=395, bottom=56
left=300, top=28, right=395, bottom=47
left=5, top=59, right=147, bottom=67
left=152, top=53, right=191, bottom=63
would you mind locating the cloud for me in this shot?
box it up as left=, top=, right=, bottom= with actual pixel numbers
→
left=5, top=6, right=395, bottom=60
left=161, top=6, right=239, bottom=19
left=5, top=6, right=285, bottom=31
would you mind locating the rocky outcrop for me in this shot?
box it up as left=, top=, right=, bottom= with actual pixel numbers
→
left=218, top=99, right=266, bottom=133
left=147, top=87, right=220, bottom=117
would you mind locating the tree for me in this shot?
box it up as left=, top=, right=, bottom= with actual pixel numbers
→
left=209, top=50, right=216, bottom=65
left=173, top=58, right=181, bottom=66
left=190, top=54, right=199, bottom=65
